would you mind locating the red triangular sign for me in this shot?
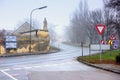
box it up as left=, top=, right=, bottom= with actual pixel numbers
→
left=96, top=25, right=106, bottom=35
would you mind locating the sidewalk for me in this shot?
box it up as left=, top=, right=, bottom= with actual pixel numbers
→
left=78, top=59, right=120, bottom=74
left=28, top=70, right=120, bottom=80
left=93, top=64, right=120, bottom=73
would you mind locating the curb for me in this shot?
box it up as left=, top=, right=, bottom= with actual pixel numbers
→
left=78, top=59, right=120, bottom=74
left=0, top=50, right=60, bottom=57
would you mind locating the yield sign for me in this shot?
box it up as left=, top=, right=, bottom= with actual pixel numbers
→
left=96, top=24, right=106, bottom=35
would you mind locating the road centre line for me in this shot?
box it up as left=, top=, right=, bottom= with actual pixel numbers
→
left=1, top=70, right=18, bottom=80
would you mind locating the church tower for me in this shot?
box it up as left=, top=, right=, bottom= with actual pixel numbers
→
left=43, top=17, right=48, bottom=30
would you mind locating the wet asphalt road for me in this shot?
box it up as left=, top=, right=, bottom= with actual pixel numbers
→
left=0, top=43, right=120, bottom=80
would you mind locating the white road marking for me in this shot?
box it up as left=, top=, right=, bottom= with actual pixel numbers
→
left=2, top=69, right=11, bottom=71
left=13, top=68, right=22, bottom=70
left=60, top=63, right=66, bottom=65
left=1, top=61, right=78, bottom=72
left=0, top=61, right=79, bottom=80
left=12, top=73, right=19, bottom=76
left=44, top=65, right=50, bottom=67
left=23, top=67, right=32, bottom=69
left=33, top=66, right=42, bottom=68
left=51, top=64, right=58, bottom=66
left=67, top=61, right=78, bottom=64
left=1, top=70, right=18, bottom=80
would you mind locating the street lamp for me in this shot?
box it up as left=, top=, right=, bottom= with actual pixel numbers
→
left=29, top=6, right=47, bottom=53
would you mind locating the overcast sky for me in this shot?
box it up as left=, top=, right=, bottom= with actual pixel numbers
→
left=0, top=0, right=103, bottom=30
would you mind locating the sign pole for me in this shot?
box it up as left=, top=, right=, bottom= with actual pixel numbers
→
left=0, top=44, right=2, bottom=54
left=100, top=35, right=102, bottom=61
left=81, top=42, right=83, bottom=56
left=96, top=24, right=106, bottom=61
left=0, top=40, right=1, bottom=54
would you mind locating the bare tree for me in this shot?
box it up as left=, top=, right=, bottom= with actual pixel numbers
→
left=67, top=0, right=89, bottom=43
left=86, top=9, right=105, bottom=43
left=0, top=29, right=6, bottom=38
left=104, top=8, right=116, bottom=41
left=67, top=0, right=106, bottom=44
left=67, top=0, right=117, bottom=44
left=104, top=0, right=120, bottom=39
left=48, top=24, right=57, bottom=44
left=102, top=0, right=120, bottom=48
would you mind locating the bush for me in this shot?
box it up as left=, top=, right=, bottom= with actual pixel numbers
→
left=116, top=53, right=120, bottom=63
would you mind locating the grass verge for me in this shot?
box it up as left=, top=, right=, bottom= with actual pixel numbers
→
left=77, top=49, right=120, bottom=64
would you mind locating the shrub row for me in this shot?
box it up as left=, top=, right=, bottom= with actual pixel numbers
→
left=116, top=53, right=120, bottom=63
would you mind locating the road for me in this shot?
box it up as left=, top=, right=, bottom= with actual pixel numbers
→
left=0, top=42, right=120, bottom=80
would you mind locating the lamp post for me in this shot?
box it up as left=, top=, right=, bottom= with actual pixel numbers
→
left=29, top=6, right=47, bottom=53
